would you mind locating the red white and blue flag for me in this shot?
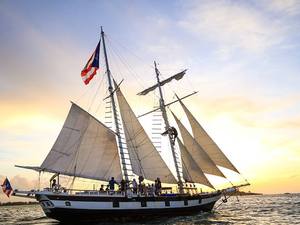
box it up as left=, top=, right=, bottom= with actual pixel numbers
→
left=81, top=40, right=101, bottom=85
left=1, top=177, right=13, bottom=197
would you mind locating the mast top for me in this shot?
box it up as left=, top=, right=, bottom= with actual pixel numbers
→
left=154, top=61, right=160, bottom=77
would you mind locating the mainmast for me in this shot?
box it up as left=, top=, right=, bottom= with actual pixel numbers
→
left=101, top=27, right=129, bottom=181
left=154, top=61, right=183, bottom=193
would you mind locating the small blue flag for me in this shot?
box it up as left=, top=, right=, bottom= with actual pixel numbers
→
left=1, top=177, right=13, bottom=197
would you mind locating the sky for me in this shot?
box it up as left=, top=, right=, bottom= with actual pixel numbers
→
left=1, top=0, right=300, bottom=201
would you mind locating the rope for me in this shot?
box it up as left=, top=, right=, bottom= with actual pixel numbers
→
left=88, top=70, right=105, bottom=112
left=105, top=34, right=154, bottom=70
left=106, top=37, right=147, bottom=90
left=74, top=74, right=98, bottom=104
left=213, top=192, right=235, bottom=211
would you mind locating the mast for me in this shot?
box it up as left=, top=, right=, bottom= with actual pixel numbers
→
left=154, top=61, right=183, bottom=193
left=101, top=27, right=129, bottom=181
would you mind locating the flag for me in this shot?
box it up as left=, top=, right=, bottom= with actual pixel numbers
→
left=81, top=40, right=101, bottom=85
left=1, top=177, right=13, bottom=197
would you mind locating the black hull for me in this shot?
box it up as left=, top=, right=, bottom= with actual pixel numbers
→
left=45, top=201, right=217, bottom=222
left=36, top=192, right=221, bottom=222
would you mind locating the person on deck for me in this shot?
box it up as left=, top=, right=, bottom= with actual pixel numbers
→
left=149, top=184, right=155, bottom=196
left=120, top=179, right=126, bottom=194
left=51, top=179, right=61, bottom=192
left=138, top=176, right=144, bottom=195
left=51, top=179, right=57, bottom=189
left=108, top=177, right=118, bottom=193
left=99, top=185, right=104, bottom=192
left=155, top=177, right=162, bottom=195
left=132, top=178, right=138, bottom=194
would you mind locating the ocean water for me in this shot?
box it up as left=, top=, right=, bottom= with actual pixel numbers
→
left=0, top=194, right=299, bottom=225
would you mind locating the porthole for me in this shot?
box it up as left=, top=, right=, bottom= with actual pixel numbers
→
left=165, top=200, right=170, bottom=207
left=184, top=199, right=188, bottom=206
left=65, top=201, right=71, bottom=206
left=113, top=201, right=119, bottom=208
left=141, top=201, right=147, bottom=207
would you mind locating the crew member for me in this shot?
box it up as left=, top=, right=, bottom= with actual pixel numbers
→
left=108, top=177, right=118, bottom=193
left=162, top=126, right=178, bottom=145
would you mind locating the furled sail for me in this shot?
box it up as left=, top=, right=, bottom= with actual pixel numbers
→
left=40, top=103, right=122, bottom=181
left=178, top=139, right=214, bottom=188
left=172, top=112, right=226, bottom=178
left=116, top=87, right=177, bottom=183
left=178, top=99, right=239, bottom=173
left=137, top=70, right=187, bottom=96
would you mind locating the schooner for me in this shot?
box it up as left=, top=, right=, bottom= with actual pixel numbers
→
left=13, top=27, right=249, bottom=222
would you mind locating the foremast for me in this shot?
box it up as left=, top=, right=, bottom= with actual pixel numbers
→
left=101, top=27, right=129, bottom=181
left=154, top=61, right=184, bottom=193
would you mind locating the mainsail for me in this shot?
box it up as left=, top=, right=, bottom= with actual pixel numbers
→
left=172, top=112, right=226, bottom=178
left=116, top=87, right=177, bottom=183
left=40, top=103, right=122, bottom=181
left=178, top=99, right=239, bottom=173
left=178, top=139, right=214, bottom=189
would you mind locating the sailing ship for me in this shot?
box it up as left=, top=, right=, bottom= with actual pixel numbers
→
left=13, top=27, right=249, bottom=222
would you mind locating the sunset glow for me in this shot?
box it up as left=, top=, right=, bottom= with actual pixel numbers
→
left=1, top=0, right=300, bottom=202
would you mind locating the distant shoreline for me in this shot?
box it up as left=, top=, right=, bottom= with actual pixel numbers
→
left=229, top=191, right=263, bottom=196
left=0, top=201, right=38, bottom=207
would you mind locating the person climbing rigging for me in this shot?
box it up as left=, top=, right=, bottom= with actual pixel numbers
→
left=161, top=126, right=178, bottom=145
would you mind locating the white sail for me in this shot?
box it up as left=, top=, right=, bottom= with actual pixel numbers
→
left=179, top=100, right=239, bottom=173
left=178, top=139, right=214, bottom=189
left=116, top=87, right=177, bottom=183
left=41, top=103, right=122, bottom=181
left=172, top=112, right=226, bottom=178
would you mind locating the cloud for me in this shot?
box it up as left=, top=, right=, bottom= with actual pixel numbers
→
left=262, top=118, right=300, bottom=129
left=0, top=174, right=46, bottom=202
left=194, top=92, right=300, bottom=131
left=0, top=5, right=87, bottom=108
left=192, top=93, right=300, bottom=118
left=0, top=174, right=40, bottom=191
left=178, top=0, right=292, bottom=55
left=289, top=174, right=299, bottom=179
left=261, top=0, right=300, bottom=15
